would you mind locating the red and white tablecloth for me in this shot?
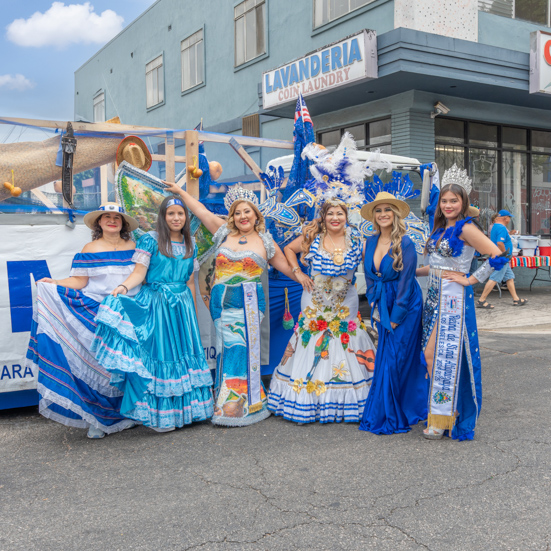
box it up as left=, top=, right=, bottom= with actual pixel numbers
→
left=510, top=256, right=551, bottom=268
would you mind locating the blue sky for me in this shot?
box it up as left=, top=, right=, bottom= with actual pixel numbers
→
left=0, top=1, right=156, bottom=141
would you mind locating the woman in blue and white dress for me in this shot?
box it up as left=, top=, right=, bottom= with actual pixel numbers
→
left=268, top=201, right=375, bottom=423
left=416, top=177, right=507, bottom=441
left=27, top=203, right=140, bottom=439
left=91, top=196, right=214, bottom=432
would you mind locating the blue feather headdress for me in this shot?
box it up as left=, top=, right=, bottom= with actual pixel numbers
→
left=302, top=133, right=366, bottom=210
left=361, top=172, right=429, bottom=254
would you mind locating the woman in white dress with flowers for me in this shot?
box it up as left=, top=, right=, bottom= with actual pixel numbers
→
left=267, top=201, right=375, bottom=423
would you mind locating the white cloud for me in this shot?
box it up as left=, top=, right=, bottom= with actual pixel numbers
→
left=6, top=2, right=124, bottom=48
left=0, top=74, right=35, bottom=91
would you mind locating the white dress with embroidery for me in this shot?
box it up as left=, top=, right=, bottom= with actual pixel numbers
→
left=268, top=228, right=375, bottom=423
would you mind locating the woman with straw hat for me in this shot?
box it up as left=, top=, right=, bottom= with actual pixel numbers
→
left=358, top=192, right=428, bottom=435
left=26, top=203, right=140, bottom=439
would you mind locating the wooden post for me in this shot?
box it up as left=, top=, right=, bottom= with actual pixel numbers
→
left=165, top=131, right=175, bottom=184
left=185, top=130, right=199, bottom=198
left=100, top=164, right=108, bottom=203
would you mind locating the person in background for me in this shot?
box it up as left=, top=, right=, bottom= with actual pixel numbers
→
left=476, top=209, right=527, bottom=309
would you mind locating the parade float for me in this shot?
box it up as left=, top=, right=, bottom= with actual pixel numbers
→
left=0, top=111, right=435, bottom=409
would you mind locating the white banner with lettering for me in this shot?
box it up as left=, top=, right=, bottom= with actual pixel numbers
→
left=262, top=30, right=377, bottom=109
left=0, top=223, right=217, bottom=396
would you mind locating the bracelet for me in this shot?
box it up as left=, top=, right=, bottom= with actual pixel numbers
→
left=292, top=266, right=300, bottom=273
left=119, top=284, right=129, bottom=293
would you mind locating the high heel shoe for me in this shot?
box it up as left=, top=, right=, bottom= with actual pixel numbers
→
left=423, top=426, right=444, bottom=440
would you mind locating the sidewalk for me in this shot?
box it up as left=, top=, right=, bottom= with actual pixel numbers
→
left=475, top=285, right=551, bottom=334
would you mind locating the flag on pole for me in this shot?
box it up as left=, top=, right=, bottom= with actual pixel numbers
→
left=283, top=94, right=315, bottom=202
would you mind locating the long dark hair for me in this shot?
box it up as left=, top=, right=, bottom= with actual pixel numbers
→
left=302, top=202, right=348, bottom=256
left=156, top=196, right=193, bottom=258
left=91, top=214, right=132, bottom=241
left=431, top=184, right=470, bottom=235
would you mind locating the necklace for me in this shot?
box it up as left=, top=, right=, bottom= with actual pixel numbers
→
left=326, top=232, right=346, bottom=266
left=238, top=231, right=255, bottom=245
left=104, top=237, right=124, bottom=251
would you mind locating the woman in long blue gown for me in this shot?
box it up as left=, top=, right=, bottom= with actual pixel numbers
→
left=91, top=197, right=214, bottom=431
left=359, top=192, right=428, bottom=435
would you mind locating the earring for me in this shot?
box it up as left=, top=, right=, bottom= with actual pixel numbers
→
left=255, top=220, right=259, bottom=226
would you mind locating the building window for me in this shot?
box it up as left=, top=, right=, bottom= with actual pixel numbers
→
left=479, top=0, right=550, bottom=26
left=234, top=0, right=266, bottom=67
left=314, top=0, right=373, bottom=28
left=93, top=92, right=105, bottom=122
left=435, top=118, right=551, bottom=235
left=318, top=118, right=392, bottom=154
left=146, top=54, right=164, bottom=108
left=181, top=29, right=204, bottom=92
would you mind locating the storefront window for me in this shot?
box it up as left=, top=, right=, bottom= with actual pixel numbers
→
left=502, top=127, right=527, bottom=150
left=369, top=119, right=391, bottom=148
left=470, top=148, right=498, bottom=231
left=436, top=118, right=551, bottom=234
left=532, top=130, right=551, bottom=152
left=317, top=118, right=391, bottom=152
left=502, top=151, right=528, bottom=234
left=319, top=129, right=341, bottom=148
left=531, top=154, right=551, bottom=235
left=468, top=122, right=498, bottom=148
left=344, top=124, right=366, bottom=148
left=435, top=144, right=465, bottom=175
left=435, top=118, right=464, bottom=144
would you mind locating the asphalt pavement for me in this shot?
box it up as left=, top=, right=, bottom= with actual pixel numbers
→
left=1, top=289, right=550, bottom=551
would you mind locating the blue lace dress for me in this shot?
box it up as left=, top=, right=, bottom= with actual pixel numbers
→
left=91, top=231, right=214, bottom=429
left=27, top=250, right=139, bottom=433
left=268, top=227, right=375, bottom=423
left=359, top=235, right=428, bottom=435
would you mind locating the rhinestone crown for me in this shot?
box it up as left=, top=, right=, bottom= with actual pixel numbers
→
left=441, top=164, right=472, bottom=195
left=224, top=183, right=259, bottom=211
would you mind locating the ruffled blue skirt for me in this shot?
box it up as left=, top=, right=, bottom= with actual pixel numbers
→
left=27, top=284, right=134, bottom=433
left=92, top=282, right=214, bottom=429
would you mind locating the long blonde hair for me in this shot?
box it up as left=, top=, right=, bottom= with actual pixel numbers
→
left=371, top=203, right=407, bottom=271
left=227, top=200, right=266, bottom=234
left=301, top=202, right=348, bottom=256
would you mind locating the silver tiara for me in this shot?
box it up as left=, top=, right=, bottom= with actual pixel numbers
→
left=441, top=164, right=472, bottom=195
left=224, top=184, right=259, bottom=211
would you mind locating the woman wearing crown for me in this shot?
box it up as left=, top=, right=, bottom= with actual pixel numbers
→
left=164, top=181, right=297, bottom=426
left=416, top=165, right=507, bottom=441
left=267, top=135, right=376, bottom=424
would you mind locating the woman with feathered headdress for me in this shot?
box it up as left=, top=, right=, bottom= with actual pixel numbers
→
left=267, top=134, right=376, bottom=424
